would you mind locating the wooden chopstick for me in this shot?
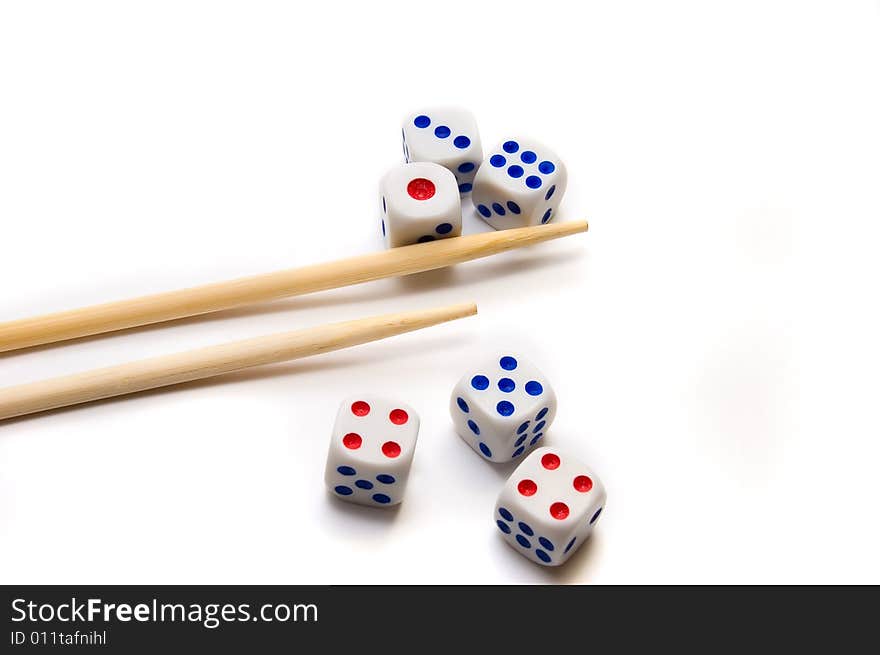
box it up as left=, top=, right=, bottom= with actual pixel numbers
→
left=0, top=221, right=586, bottom=353
left=0, top=303, right=477, bottom=421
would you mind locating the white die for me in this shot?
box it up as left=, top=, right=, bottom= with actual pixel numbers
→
left=450, top=353, right=557, bottom=463
left=472, top=138, right=567, bottom=229
left=379, top=162, right=462, bottom=248
left=324, top=396, right=420, bottom=507
left=495, top=447, right=606, bottom=566
left=402, top=108, right=483, bottom=194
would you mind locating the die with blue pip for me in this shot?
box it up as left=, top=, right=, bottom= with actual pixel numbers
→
left=401, top=107, right=483, bottom=194
left=450, top=353, right=557, bottom=463
left=473, top=138, right=567, bottom=229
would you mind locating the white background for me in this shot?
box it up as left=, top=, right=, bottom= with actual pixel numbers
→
left=1, top=1, right=879, bottom=584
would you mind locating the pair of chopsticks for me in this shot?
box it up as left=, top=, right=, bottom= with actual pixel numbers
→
left=0, top=221, right=588, bottom=421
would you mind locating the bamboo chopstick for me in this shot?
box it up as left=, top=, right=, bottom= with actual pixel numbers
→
left=0, top=221, right=586, bottom=353
left=0, top=303, right=477, bottom=421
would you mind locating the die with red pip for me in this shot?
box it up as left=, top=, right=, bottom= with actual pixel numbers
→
left=495, top=447, right=606, bottom=566
left=380, top=162, right=462, bottom=248
left=325, top=396, right=419, bottom=507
